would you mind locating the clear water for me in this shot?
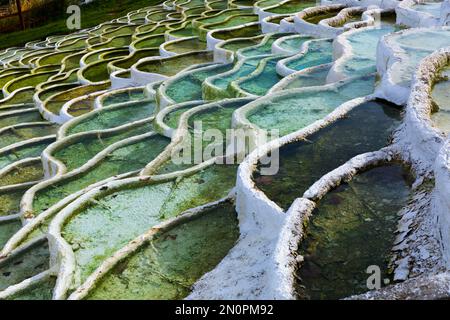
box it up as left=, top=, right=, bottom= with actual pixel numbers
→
left=412, top=2, right=442, bottom=17
left=238, top=55, right=285, bottom=96
left=0, top=240, right=50, bottom=291
left=253, top=99, right=402, bottom=210
left=296, top=164, right=412, bottom=300
left=239, top=33, right=290, bottom=58
left=339, top=26, right=395, bottom=78
left=277, top=35, right=312, bottom=55
left=279, top=64, right=331, bottom=91
left=389, top=30, right=450, bottom=87
left=211, top=56, right=268, bottom=91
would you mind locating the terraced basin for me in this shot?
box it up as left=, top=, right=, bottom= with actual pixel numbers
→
left=253, top=99, right=402, bottom=209
left=296, top=164, right=412, bottom=299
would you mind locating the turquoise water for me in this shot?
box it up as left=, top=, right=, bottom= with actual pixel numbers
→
left=238, top=33, right=291, bottom=58
left=211, top=56, right=269, bottom=90
left=237, top=55, right=285, bottom=96
left=339, top=26, right=395, bottom=78
left=284, top=39, right=333, bottom=72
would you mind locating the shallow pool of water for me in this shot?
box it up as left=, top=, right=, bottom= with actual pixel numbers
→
left=296, top=164, right=412, bottom=299
left=253, top=99, right=402, bottom=209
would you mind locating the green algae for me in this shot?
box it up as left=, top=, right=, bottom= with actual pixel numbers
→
left=162, top=102, right=204, bottom=129
left=163, top=38, right=207, bottom=54
left=304, top=9, right=341, bottom=24
left=211, top=23, right=261, bottom=41
left=33, top=134, right=170, bottom=216
left=278, top=64, right=331, bottom=91
left=100, top=89, right=146, bottom=107
left=296, top=164, right=412, bottom=300
left=37, top=84, right=80, bottom=103
left=0, top=160, right=43, bottom=187
left=268, top=0, right=316, bottom=14
left=0, top=71, right=29, bottom=89
left=5, top=72, right=57, bottom=93
left=0, top=124, right=58, bottom=149
left=45, top=83, right=111, bottom=115
left=199, top=14, right=259, bottom=40
left=53, top=122, right=153, bottom=172
left=0, top=89, right=35, bottom=106
left=165, top=63, right=233, bottom=103
left=208, top=56, right=268, bottom=99
left=62, top=163, right=237, bottom=284
left=86, top=200, right=239, bottom=300
left=137, top=52, right=214, bottom=76
left=0, top=110, right=43, bottom=130
left=247, top=75, right=376, bottom=136
left=284, top=39, right=333, bottom=72
left=62, top=52, right=87, bottom=72
left=7, top=276, right=56, bottom=300
left=133, top=34, right=166, bottom=50
left=0, top=219, right=22, bottom=249
left=239, top=33, right=291, bottom=58
left=110, top=49, right=160, bottom=71
left=192, top=9, right=250, bottom=29
left=253, top=99, right=402, bottom=210
left=219, top=35, right=264, bottom=53
left=66, top=100, right=156, bottom=135
left=0, top=188, right=28, bottom=217
left=81, top=59, right=118, bottom=83
left=0, top=138, right=55, bottom=171
left=0, top=240, right=49, bottom=291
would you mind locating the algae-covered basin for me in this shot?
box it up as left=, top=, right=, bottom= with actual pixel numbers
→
left=253, top=99, right=403, bottom=210
left=85, top=200, right=239, bottom=299
left=296, top=164, right=412, bottom=299
left=136, top=51, right=214, bottom=77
